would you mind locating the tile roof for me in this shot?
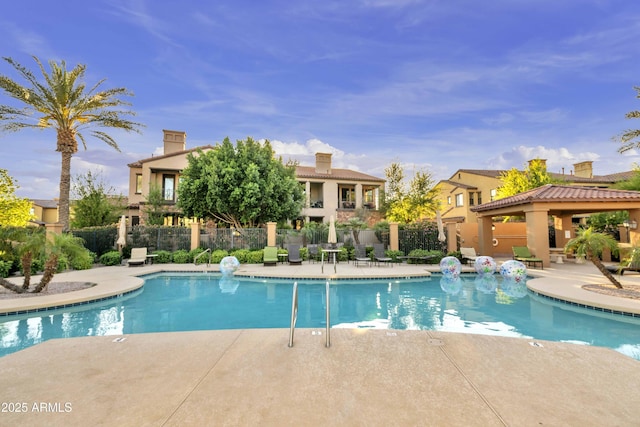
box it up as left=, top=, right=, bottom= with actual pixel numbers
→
left=30, top=199, right=58, bottom=208
left=438, top=180, right=478, bottom=190
left=471, top=184, right=640, bottom=212
left=295, top=166, right=385, bottom=183
left=453, top=168, right=634, bottom=184
left=128, top=145, right=215, bottom=168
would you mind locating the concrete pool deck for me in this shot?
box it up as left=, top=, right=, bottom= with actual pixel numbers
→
left=1, top=260, right=640, bottom=425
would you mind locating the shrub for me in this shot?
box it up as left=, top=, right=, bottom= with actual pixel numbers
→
left=56, top=254, right=69, bottom=273
left=386, top=250, right=404, bottom=263
left=172, top=249, right=191, bottom=264
left=300, top=247, right=309, bottom=261
left=70, top=250, right=94, bottom=270
left=100, top=251, right=122, bottom=266
left=210, top=249, right=228, bottom=264
left=0, top=260, right=11, bottom=278
left=337, top=247, right=349, bottom=262
left=407, top=249, right=443, bottom=264
left=230, top=249, right=250, bottom=263
left=153, top=250, right=172, bottom=264
left=246, top=250, right=263, bottom=264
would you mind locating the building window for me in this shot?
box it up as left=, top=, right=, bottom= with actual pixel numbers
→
left=163, top=174, right=175, bottom=201
left=469, top=192, right=475, bottom=206
left=135, top=174, right=142, bottom=194
left=447, top=196, right=451, bottom=205
left=490, top=189, right=497, bottom=201
left=477, top=192, right=482, bottom=205
left=455, top=193, right=464, bottom=207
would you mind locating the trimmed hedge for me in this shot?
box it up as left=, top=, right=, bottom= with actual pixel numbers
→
left=100, top=251, right=122, bottom=266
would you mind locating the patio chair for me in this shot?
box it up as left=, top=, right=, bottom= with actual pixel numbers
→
left=605, top=249, right=640, bottom=275
left=512, top=246, right=543, bottom=269
left=307, top=244, right=320, bottom=263
left=460, top=247, right=479, bottom=265
left=263, top=246, right=278, bottom=266
left=373, top=243, right=393, bottom=267
left=353, top=244, right=371, bottom=267
left=287, top=244, right=303, bottom=265
left=127, top=247, right=147, bottom=267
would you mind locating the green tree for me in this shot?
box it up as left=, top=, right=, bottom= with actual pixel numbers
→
left=616, top=86, right=640, bottom=153
left=71, top=170, right=125, bottom=228
left=0, top=169, right=32, bottom=226
left=0, top=231, right=90, bottom=294
left=0, top=56, right=143, bottom=231
left=177, top=137, right=304, bottom=228
left=564, top=227, right=622, bottom=289
left=613, top=166, right=640, bottom=190
left=383, top=162, right=439, bottom=223
left=143, top=184, right=166, bottom=225
left=496, top=158, right=555, bottom=199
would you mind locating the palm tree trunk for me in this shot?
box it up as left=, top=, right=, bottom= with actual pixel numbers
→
left=590, top=255, right=623, bottom=289
left=21, top=250, right=32, bottom=290
left=58, top=150, right=72, bottom=232
left=0, top=278, right=28, bottom=293
left=33, top=254, right=58, bottom=293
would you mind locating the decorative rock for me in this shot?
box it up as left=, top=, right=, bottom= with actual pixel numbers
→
left=474, top=256, right=497, bottom=275
left=439, top=256, right=462, bottom=279
left=220, top=256, right=240, bottom=275
left=499, top=260, right=527, bottom=283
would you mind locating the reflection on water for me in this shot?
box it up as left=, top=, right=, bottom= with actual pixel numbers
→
left=2, top=274, right=640, bottom=360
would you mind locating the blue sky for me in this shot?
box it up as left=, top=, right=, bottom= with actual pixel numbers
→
left=2, top=0, right=640, bottom=199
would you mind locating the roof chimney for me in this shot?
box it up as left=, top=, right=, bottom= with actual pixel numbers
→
left=315, top=153, right=332, bottom=174
left=163, top=130, right=186, bottom=155
left=573, top=161, right=593, bottom=178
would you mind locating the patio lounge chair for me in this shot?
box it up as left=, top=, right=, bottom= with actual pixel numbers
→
left=287, top=244, right=303, bottom=265
left=127, top=247, right=147, bottom=267
left=373, top=243, right=393, bottom=267
left=605, top=250, right=640, bottom=275
left=353, top=244, right=371, bottom=267
left=512, top=246, right=543, bottom=269
left=460, top=247, right=480, bottom=265
left=263, top=246, right=278, bottom=266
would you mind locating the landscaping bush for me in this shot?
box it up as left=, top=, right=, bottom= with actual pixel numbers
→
left=56, top=254, right=69, bottom=273
left=386, top=250, right=404, bottom=263
left=246, top=249, right=263, bottom=264
left=230, top=249, right=250, bottom=263
left=99, top=251, right=122, bottom=266
left=0, top=260, right=11, bottom=278
left=153, top=250, right=172, bottom=264
left=69, top=250, right=94, bottom=270
left=338, top=247, right=349, bottom=262
left=190, top=247, right=207, bottom=263
left=407, top=249, right=443, bottom=264
left=172, top=249, right=191, bottom=264
left=210, top=249, right=228, bottom=264
left=300, top=247, right=309, bottom=261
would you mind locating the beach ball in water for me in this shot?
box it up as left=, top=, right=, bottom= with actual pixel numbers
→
left=439, top=256, right=461, bottom=279
left=474, top=274, right=498, bottom=294
left=220, top=256, right=240, bottom=275
left=218, top=276, right=240, bottom=294
left=474, top=256, right=497, bottom=275
left=440, top=276, right=462, bottom=295
left=499, top=260, right=527, bottom=283
left=500, top=278, right=528, bottom=299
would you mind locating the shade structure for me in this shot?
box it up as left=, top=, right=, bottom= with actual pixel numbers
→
left=436, top=210, right=446, bottom=242
left=116, top=215, right=127, bottom=251
left=328, top=215, right=337, bottom=245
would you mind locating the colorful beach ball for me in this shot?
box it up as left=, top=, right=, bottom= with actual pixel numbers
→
left=499, top=260, right=527, bottom=283
left=220, top=256, right=240, bottom=275
left=440, top=276, right=462, bottom=295
left=500, top=278, right=528, bottom=299
left=474, top=274, right=498, bottom=294
left=439, top=256, right=461, bottom=279
left=474, top=256, right=497, bottom=275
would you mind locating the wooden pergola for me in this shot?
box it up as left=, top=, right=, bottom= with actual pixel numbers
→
left=470, top=184, right=640, bottom=267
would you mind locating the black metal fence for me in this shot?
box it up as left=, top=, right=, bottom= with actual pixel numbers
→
left=199, top=228, right=267, bottom=251
left=398, top=229, right=446, bottom=254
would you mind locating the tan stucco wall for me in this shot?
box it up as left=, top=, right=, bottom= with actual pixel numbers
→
left=457, top=222, right=527, bottom=256
left=437, top=171, right=502, bottom=223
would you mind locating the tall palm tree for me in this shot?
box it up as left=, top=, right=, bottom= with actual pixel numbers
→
left=617, top=86, right=640, bottom=153
left=564, top=227, right=623, bottom=289
left=0, top=56, right=143, bottom=231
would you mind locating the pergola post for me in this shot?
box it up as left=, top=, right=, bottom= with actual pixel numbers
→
left=477, top=215, right=494, bottom=256
left=553, top=214, right=573, bottom=249
left=524, top=206, right=550, bottom=267
left=629, top=209, right=640, bottom=247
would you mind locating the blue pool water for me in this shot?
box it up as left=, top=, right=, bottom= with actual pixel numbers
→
left=2, top=272, right=640, bottom=359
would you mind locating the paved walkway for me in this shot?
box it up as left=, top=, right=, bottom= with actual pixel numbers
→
left=1, top=259, right=640, bottom=426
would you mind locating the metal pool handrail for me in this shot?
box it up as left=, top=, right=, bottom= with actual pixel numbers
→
left=289, top=281, right=331, bottom=348
left=193, top=248, right=211, bottom=266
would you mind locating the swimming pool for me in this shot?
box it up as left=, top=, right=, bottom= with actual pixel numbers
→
left=2, top=272, right=640, bottom=359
